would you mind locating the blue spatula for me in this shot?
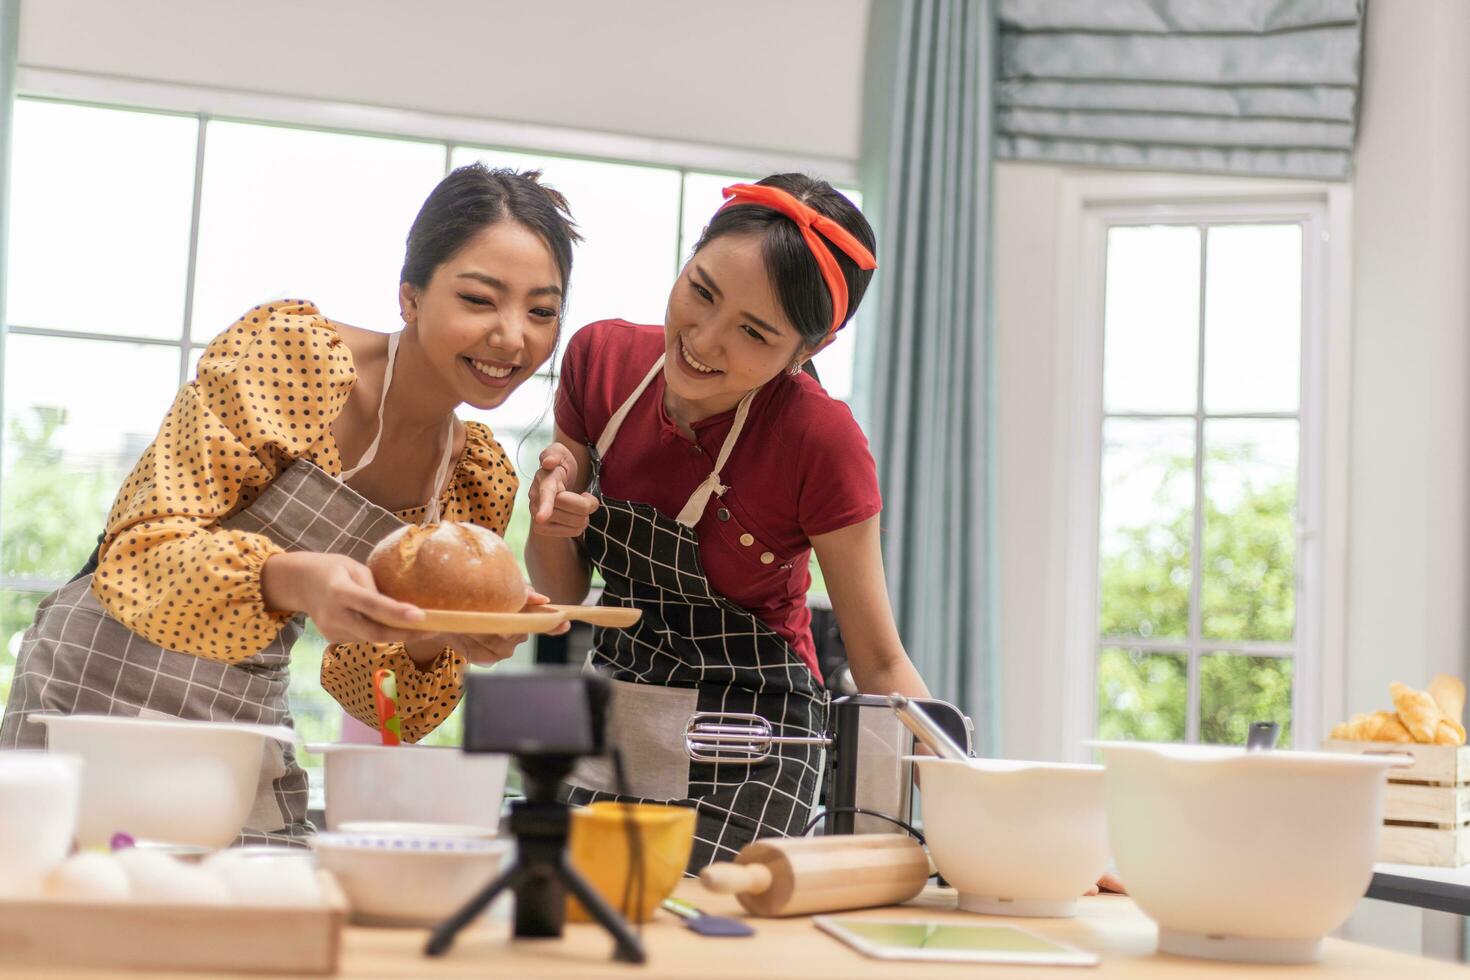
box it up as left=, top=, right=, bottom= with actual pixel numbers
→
left=662, top=897, right=755, bottom=937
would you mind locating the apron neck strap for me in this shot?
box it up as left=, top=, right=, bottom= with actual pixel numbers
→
left=422, top=419, right=456, bottom=525
left=341, top=331, right=401, bottom=480
left=341, top=330, right=458, bottom=524
left=597, top=352, right=762, bottom=529
left=673, top=386, right=757, bottom=527
left=596, top=354, right=666, bottom=458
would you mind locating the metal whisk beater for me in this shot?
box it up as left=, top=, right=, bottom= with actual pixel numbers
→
left=683, top=712, right=830, bottom=764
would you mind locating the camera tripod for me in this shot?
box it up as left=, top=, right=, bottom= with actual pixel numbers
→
left=424, top=754, right=645, bottom=964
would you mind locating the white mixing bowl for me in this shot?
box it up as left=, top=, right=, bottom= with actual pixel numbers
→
left=33, top=714, right=298, bottom=849
left=309, top=832, right=513, bottom=926
left=307, top=743, right=508, bottom=832
left=1097, top=741, right=1403, bottom=964
left=912, top=756, right=1109, bottom=917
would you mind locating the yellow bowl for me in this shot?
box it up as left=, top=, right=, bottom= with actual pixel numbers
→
left=566, top=802, right=696, bottom=922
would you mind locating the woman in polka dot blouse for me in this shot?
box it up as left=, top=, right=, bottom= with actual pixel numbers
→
left=1, top=165, right=577, bottom=840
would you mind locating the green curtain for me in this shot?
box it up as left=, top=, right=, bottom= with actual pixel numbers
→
left=861, top=0, right=997, bottom=747
left=996, top=0, right=1366, bottom=178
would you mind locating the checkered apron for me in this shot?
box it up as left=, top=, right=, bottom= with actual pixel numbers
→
left=563, top=355, right=828, bottom=869
left=0, top=332, right=447, bottom=845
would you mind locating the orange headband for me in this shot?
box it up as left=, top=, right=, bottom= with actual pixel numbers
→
left=719, top=183, right=877, bottom=337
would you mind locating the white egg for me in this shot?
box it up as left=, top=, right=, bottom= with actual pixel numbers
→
left=204, top=849, right=321, bottom=906
left=115, top=848, right=228, bottom=905
left=44, top=853, right=130, bottom=901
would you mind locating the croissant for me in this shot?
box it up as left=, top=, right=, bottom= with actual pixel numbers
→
left=1429, top=674, right=1466, bottom=723
left=1436, top=718, right=1467, bottom=746
left=1391, top=681, right=1444, bottom=743
left=1331, top=710, right=1413, bottom=743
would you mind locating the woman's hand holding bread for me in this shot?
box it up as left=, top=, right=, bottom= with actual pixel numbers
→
left=262, top=551, right=428, bottom=645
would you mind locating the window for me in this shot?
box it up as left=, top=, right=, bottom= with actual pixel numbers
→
left=1, top=93, right=863, bottom=798
left=1071, top=199, right=1331, bottom=749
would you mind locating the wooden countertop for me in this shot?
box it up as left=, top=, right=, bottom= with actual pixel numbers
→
left=10, top=881, right=1468, bottom=978
left=344, top=882, right=1469, bottom=979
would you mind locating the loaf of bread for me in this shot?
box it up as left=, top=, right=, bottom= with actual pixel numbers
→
left=367, top=522, right=528, bottom=612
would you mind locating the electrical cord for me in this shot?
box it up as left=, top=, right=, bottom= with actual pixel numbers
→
left=799, top=806, right=926, bottom=845
left=610, top=747, right=645, bottom=940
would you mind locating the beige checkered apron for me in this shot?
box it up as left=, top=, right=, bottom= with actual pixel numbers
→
left=0, top=460, right=406, bottom=846
left=1, top=330, right=453, bottom=845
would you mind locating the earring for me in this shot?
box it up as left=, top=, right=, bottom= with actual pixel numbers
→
left=787, top=361, right=804, bottom=377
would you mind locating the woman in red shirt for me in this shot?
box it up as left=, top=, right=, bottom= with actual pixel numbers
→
left=526, top=174, right=930, bottom=868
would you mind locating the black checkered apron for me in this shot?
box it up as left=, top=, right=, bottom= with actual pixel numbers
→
left=563, top=356, right=828, bottom=869
left=0, top=460, right=404, bottom=845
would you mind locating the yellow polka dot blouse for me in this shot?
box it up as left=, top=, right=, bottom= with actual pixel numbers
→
left=92, top=300, right=519, bottom=742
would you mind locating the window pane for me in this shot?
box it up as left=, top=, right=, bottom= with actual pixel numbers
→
left=1097, top=648, right=1187, bottom=742
left=1098, top=419, right=1194, bottom=640
left=1204, top=224, right=1302, bottom=414
left=191, top=122, right=446, bottom=341
left=3, top=336, right=179, bottom=581
left=1103, top=225, right=1201, bottom=414
left=451, top=148, right=681, bottom=353
left=1201, top=420, right=1298, bottom=642
left=8, top=100, right=198, bottom=338
left=1200, top=654, right=1293, bottom=746
left=288, top=623, right=334, bottom=811
left=0, top=591, right=45, bottom=710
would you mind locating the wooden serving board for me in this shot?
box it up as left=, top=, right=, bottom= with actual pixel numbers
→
left=381, top=604, right=642, bottom=635
left=0, top=870, right=346, bottom=974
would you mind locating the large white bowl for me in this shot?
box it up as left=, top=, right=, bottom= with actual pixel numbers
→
left=33, top=714, right=297, bottom=849
left=309, top=832, right=513, bottom=926
left=1097, top=741, right=1403, bottom=964
left=912, top=756, right=1109, bottom=917
left=307, top=743, right=508, bottom=832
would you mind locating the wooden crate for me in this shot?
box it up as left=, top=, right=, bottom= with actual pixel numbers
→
left=1324, top=739, right=1470, bottom=867
left=0, top=870, right=346, bottom=974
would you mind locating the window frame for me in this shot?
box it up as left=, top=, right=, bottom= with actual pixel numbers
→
left=1056, top=174, right=1352, bottom=759
left=1, top=71, right=865, bottom=598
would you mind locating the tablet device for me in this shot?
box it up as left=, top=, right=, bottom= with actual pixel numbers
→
left=814, top=916, right=1100, bottom=967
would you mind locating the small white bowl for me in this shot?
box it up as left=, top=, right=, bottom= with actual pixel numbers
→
left=911, top=756, right=1109, bottom=918
left=336, top=821, right=496, bottom=840
left=1096, top=741, right=1402, bottom=964
left=308, top=832, right=512, bottom=927
left=306, top=744, right=507, bottom=832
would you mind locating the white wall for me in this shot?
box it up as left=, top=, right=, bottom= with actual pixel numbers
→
left=1343, top=0, right=1470, bottom=716
left=992, top=0, right=1470, bottom=959
left=16, top=0, right=869, bottom=162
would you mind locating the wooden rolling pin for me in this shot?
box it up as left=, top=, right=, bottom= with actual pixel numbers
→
left=698, top=834, right=930, bottom=917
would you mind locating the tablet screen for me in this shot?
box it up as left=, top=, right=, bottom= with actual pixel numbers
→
left=815, top=917, right=1100, bottom=966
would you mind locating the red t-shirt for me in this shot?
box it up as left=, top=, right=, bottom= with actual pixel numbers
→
left=555, top=320, right=883, bottom=678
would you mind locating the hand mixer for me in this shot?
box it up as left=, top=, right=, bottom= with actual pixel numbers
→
left=683, top=693, right=974, bottom=835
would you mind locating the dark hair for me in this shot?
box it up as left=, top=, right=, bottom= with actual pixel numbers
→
left=401, top=163, right=580, bottom=296
left=690, top=173, right=877, bottom=352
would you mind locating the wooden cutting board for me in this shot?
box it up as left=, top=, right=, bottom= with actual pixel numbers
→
left=379, top=604, right=641, bottom=635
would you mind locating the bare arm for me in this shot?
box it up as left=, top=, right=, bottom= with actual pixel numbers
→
left=523, top=426, right=599, bottom=605
left=811, top=515, right=930, bottom=699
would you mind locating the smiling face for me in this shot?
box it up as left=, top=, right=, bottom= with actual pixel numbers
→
left=663, top=232, right=809, bottom=417
left=399, top=220, right=563, bottom=411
